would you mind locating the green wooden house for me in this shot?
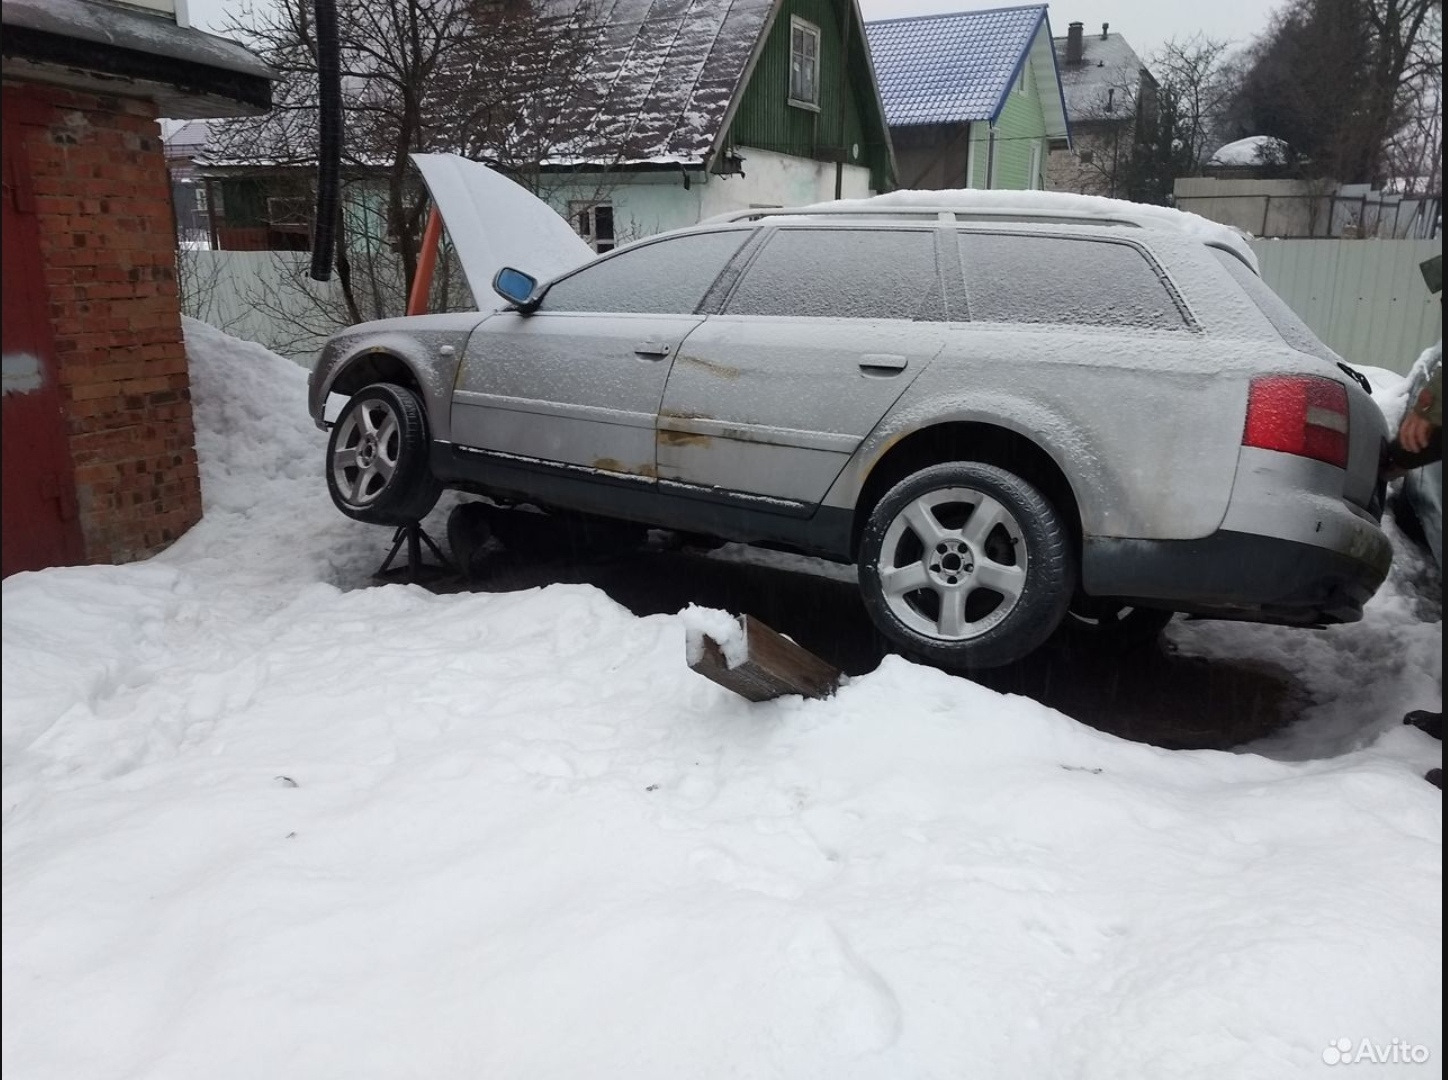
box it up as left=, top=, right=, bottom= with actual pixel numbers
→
left=191, top=0, right=897, bottom=253
left=866, top=5, right=1070, bottom=191
left=538, top=0, right=898, bottom=248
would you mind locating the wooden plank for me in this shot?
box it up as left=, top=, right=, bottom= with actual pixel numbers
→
left=688, top=614, right=841, bottom=702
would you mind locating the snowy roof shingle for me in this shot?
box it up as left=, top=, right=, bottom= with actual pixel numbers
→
left=549, top=0, right=775, bottom=165
left=1053, top=31, right=1150, bottom=120
left=866, top=5, right=1048, bottom=127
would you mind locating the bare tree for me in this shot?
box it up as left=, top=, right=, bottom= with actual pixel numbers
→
left=1151, top=35, right=1239, bottom=177
left=1229, top=0, right=1441, bottom=184
left=1058, top=35, right=1236, bottom=204
left=206, top=0, right=613, bottom=336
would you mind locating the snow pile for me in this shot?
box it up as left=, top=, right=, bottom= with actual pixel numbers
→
left=164, top=317, right=401, bottom=586
left=1, top=325, right=1442, bottom=1079
left=782, top=188, right=1261, bottom=273
left=1209, top=135, right=1290, bottom=168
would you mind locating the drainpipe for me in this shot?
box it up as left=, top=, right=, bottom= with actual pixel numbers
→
left=835, top=0, right=849, bottom=200
left=309, top=0, right=341, bottom=282
left=205, top=178, right=219, bottom=249
left=985, top=127, right=997, bottom=189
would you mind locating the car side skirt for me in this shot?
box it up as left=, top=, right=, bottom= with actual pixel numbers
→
left=433, top=443, right=855, bottom=560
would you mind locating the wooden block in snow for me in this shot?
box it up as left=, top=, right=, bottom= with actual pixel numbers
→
left=687, top=613, right=840, bottom=702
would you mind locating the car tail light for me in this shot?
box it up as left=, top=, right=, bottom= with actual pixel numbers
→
left=1242, top=374, right=1350, bottom=469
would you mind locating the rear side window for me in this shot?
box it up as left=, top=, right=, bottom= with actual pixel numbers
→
left=1212, top=248, right=1334, bottom=361
left=540, top=230, right=749, bottom=314
left=960, top=233, right=1188, bottom=329
left=725, top=228, right=943, bottom=319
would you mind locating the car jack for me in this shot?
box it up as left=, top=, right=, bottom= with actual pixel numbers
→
left=375, top=521, right=454, bottom=586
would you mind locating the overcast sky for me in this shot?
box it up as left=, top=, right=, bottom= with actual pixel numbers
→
left=187, top=0, right=1284, bottom=69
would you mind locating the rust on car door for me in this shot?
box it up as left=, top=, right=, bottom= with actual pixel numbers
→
left=2, top=91, right=85, bottom=577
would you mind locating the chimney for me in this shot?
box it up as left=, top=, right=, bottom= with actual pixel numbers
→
left=1066, top=21, right=1084, bottom=65
left=1101, top=22, right=1110, bottom=40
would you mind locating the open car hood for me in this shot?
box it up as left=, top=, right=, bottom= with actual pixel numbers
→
left=411, top=153, right=594, bottom=309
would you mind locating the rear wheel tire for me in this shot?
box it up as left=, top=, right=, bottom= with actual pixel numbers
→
left=858, top=462, right=1074, bottom=670
left=326, top=383, right=442, bottom=525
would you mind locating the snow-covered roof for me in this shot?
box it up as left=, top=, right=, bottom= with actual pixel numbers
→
left=546, top=0, right=774, bottom=166
left=785, top=188, right=1260, bottom=271
left=1209, top=135, right=1290, bottom=168
left=866, top=6, right=1061, bottom=128
left=1053, top=30, right=1149, bottom=120
left=1, top=0, right=274, bottom=118
left=1, top=0, right=270, bottom=78
left=163, top=119, right=211, bottom=157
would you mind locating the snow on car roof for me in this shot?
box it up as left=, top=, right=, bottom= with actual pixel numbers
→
left=785, top=188, right=1261, bottom=272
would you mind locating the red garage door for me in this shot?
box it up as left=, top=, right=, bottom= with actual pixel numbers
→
left=2, top=91, right=85, bottom=577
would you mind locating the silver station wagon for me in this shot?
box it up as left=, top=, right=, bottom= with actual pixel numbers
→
left=308, top=186, right=1393, bottom=670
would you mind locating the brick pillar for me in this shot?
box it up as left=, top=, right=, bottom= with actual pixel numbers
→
left=12, top=84, right=204, bottom=564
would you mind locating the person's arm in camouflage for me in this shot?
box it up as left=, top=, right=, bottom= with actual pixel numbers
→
left=1399, top=347, right=1441, bottom=453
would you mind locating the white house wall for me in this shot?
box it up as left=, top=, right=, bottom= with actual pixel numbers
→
left=695, top=146, right=873, bottom=219
left=543, top=147, right=874, bottom=245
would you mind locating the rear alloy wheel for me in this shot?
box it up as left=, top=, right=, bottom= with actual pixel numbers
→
left=859, top=463, right=1074, bottom=670
left=326, top=382, right=442, bottom=525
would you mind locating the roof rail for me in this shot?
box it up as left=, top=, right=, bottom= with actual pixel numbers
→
left=705, top=205, right=1146, bottom=229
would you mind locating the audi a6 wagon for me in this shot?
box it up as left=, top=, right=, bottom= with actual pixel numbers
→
left=309, top=176, right=1392, bottom=670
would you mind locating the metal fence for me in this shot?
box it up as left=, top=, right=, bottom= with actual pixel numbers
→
left=1250, top=238, right=1443, bottom=375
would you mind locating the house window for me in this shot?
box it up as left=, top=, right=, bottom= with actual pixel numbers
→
left=267, top=195, right=312, bottom=233
left=788, top=17, right=820, bottom=110
left=194, top=185, right=208, bottom=212
left=572, top=202, right=615, bottom=253
left=1015, top=62, right=1028, bottom=95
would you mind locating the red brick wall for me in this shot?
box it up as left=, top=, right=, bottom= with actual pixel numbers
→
left=11, top=84, right=203, bottom=564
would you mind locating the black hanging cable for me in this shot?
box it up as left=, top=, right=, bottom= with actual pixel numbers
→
left=309, top=0, right=342, bottom=281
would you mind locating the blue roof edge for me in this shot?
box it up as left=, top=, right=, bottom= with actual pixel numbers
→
left=986, top=5, right=1045, bottom=124
left=1042, top=11, right=1072, bottom=146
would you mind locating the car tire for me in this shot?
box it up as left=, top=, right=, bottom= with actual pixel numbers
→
left=1062, top=600, right=1174, bottom=651
left=326, top=382, right=442, bottom=525
left=858, top=462, right=1074, bottom=670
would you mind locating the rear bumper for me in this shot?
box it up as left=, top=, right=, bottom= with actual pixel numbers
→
left=1081, top=526, right=1392, bottom=625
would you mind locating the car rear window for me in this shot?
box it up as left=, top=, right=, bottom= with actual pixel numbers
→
left=725, top=228, right=943, bottom=319
left=1211, top=248, right=1335, bottom=362
left=540, top=230, right=749, bottom=314
left=960, top=233, right=1188, bottom=330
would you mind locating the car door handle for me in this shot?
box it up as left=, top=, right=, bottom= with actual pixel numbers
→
left=859, top=354, right=908, bottom=374
left=635, top=341, right=672, bottom=359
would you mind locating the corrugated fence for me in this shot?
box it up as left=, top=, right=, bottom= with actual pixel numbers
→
left=1250, top=238, right=1442, bottom=375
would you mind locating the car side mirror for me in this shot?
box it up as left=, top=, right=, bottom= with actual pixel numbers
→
left=493, top=266, right=538, bottom=310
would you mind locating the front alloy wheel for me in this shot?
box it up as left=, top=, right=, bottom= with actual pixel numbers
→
left=859, top=463, right=1074, bottom=670
left=325, top=382, right=442, bottom=525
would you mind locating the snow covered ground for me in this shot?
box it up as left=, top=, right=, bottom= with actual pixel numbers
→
left=2, top=321, right=1441, bottom=1079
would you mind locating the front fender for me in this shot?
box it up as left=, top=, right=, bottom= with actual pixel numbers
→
left=309, top=313, right=489, bottom=442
